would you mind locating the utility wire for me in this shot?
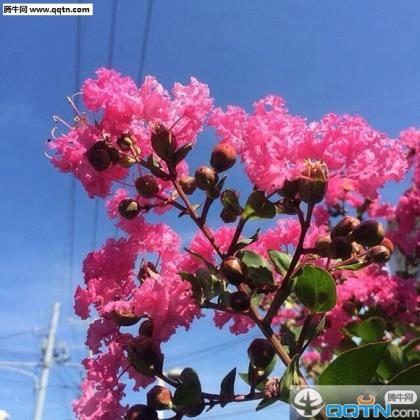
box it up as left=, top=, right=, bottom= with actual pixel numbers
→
left=91, top=0, right=119, bottom=250
left=137, top=0, right=154, bottom=84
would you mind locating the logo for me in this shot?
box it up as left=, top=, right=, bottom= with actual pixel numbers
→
left=292, top=388, right=325, bottom=418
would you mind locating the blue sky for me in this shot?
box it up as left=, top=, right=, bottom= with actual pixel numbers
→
left=0, top=0, right=419, bottom=419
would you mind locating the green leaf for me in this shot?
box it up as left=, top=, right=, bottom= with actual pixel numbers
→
left=220, top=189, right=242, bottom=214
left=300, top=315, right=326, bottom=354
left=357, top=317, right=386, bottom=342
left=220, top=368, right=236, bottom=407
left=318, top=341, right=389, bottom=385
left=173, top=142, right=193, bottom=164
left=173, top=368, right=203, bottom=411
left=237, top=250, right=274, bottom=286
left=195, top=269, right=225, bottom=301
left=268, top=250, right=292, bottom=276
left=402, top=337, right=420, bottom=363
left=243, top=191, right=276, bottom=220
left=233, top=229, right=260, bottom=253
left=377, top=343, right=406, bottom=381
left=178, top=272, right=204, bottom=304
left=294, top=265, right=336, bottom=313
left=147, top=154, right=171, bottom=180
left=279, top=355, right=302, bottom=403
left=256, top=397, right=277, bottom=411
left=238, top=372, right=265, bottom=391
left=333, top=261, right=369, bottom=271
left=387, top=363, right=420, bottom=385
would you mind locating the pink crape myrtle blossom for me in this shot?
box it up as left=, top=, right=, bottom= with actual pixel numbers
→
left=209, top=97, right=407, bottom=202
left=313, top=266, right=419, bottom=361
left=49, top=68, right=213, bottom=198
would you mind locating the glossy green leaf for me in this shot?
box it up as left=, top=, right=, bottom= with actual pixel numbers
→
left=300, top=315, right=326, bottom=355
left=220, top=368, right=236, bottom=407
left=279, top=355, right=302, bottom=403
left=318, top=341, right=389, bottom=385
left=357, top=317, right=386, bottom=342
left=333, top=261, right=369, bottom=271
left=377, top=343, right=406, bottom=381
left=243, top=191, right=276, bottom=220
left=295, top=265, right=337, bottom=313
left=237, top=250, right=274, bottom=286
left=256, top=397, right=277, bottom=411
left=173, top=368, right=203, bottom=410
left=268, top=250, right=291, bottom=276
left=233, top=229, right=260, bottom=253
left=388, top=363, right=420, bottom=385
left=238, top=372, right=265, bottom=391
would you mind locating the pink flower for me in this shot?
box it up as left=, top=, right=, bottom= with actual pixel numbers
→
left=213, top=311, right=255, bottom=335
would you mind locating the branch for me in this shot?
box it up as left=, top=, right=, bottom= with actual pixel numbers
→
left=264, top=203, right=314, bottom=327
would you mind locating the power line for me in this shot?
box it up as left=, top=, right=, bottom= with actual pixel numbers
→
left=91, top=0, right=118, bottom=250
left=137, top=0, right=154, bottom=84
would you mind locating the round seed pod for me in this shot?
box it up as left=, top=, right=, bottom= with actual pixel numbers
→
left=210, top=142, right=237, bottom=172
left=367, top=245, right=391, bottom=263
left=331, top=216, right=360, bottom=239
left=315, top=234, right=332, bottom=258
left=247, top=338, right=275, bottom=369
left=221, top=257, right=246, bottom=286
left=330, top=237, right=353, bottom=260
left=179, top=176, right=197, bottom=195
left=348, top=220, right=385, bottom=247
left=195, top=166, right=217, bottom=190
left=135, top=175, right=160, bottom=198
left=118, top=199, right=141, bottom=220
left=230, top=291, right=250, bottom=312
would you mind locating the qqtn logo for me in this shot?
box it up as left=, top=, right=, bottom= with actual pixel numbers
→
left=292, top=388, right=419, bottom=418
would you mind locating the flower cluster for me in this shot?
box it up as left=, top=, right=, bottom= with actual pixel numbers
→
left=48, top=68, right=419, bottom=419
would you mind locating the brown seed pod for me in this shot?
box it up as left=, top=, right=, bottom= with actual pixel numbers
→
left=195, top=166, right=217, bottom=190
left=229, top=291, right=250, bottom=312
left=135, top=175, right=160, bottom=198
left=150, top=124, right=177, bottom=161
left=221, top=257, right=246, bottom=286
left=112, top=310, right=141, bottom=327
left=147, top=386, right=173, bottom=410
left=138, top=319, right=154, bottom=338
left=315, top=234, right=332, bottom=257
left=367, top=245, right=391, bottom=263
left=86, top=142, right=113, bottom=171
left=210, top=142, right=237, bottom=172
left=179, top=175, right=197, bottom=195
left=330, top=237, right=353, bottom=260
left=348, top=220, right=385, bottom=247
left=125, top=404, right=158, bottom=420
left=128, top=336, right=163, bottom=377
left=381, top=237, right=394, bottom=253
left=247, top=338, right=275, bottom=369
left=331, top=216, right=360, bottom=239
left=118, top=199, right=141, bottom=220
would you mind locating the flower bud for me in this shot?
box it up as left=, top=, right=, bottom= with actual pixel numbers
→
left=118, top=199, right=141, bottom=220
left=220, top=208, right=238, bottom=223
left=210, top=142, right=237, bottom=172
left=298, top=160, right=328, bottom=204
left=112, top=309, right=141, bottom=327
left=367, top=245, right=391, bottom=263
left=264, top=377, right=280, bottom=399
left=221, top=257, right=246, bottom=286
left=86, top=142, right=112, bottom=171
left=331, top=216, right=360, bottom=239
left=195, top=166, right=217, bottom=190
left=147, top=386, right=173, bottom=410
left=381, top=237, right=394, bottom=253
left=138, top=319, right=154, bottom=338
left=137, top=261, right=158, bottom=283
left=247, top=338, right=275, bottom=369
left=151, top=124, right=177, bottom=161
left=230, top=291, right=250, bottom=312
left=179, top=176, right=197, bottom=195
left=125, top=404, right=158, bottom=420
left=118, top=156, right=137, bottom=168
left=128, top=336, right=163, bottom=377
left=351, top=241, right=363, bottom=255
left=348, top=220, right=385, bottom=247
left=135, top=175, right=159, bottom=198
left=330, top=237, right=353, bottom=260
left=315, top=234, right=332, bottom=257
left=117, top=133, right=134, bottom=151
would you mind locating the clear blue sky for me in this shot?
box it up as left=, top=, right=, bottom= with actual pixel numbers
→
left=0, top=1, right=419, bottom=419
